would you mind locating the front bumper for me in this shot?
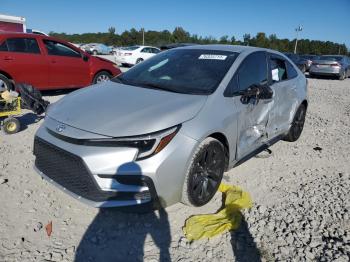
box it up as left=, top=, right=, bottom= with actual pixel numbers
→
left=33, top=118, right=198, bottom=208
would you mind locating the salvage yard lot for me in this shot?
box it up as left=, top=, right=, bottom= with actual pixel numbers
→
left=0, top=77, right=349, bottom=261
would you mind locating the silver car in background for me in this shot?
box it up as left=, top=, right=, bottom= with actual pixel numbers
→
left=33, top=45, right=308, bottom=209
left=309, top=55, right=350, bottom=80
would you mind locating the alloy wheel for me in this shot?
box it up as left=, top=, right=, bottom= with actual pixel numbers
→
left=188, top=141, right=225, bottom=206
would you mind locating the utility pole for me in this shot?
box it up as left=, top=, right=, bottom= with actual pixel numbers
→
left=142, top=28, right=145, bottom=45
left=294, top=25, right=303, bottom=54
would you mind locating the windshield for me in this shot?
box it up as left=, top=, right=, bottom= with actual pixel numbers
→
left=123, top=46, right=140, bottom=51
left=319, top=56, right=343, bottom=61
left=112, top=49, right=238, bottom=95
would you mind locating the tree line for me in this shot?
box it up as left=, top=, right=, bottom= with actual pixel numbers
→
left=49, top=27, right=349, bottom=56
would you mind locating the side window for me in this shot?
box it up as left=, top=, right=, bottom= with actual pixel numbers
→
left=152, top=48, right=160, bottom=54
left=5, top=38, right=40, bottom=54
left=270, top=57, right=287, bottom=82
left=44, top=40, right=81, bottom=58
left=286, top=60, right=298, bottom=79
left=237, top=52, right=268, bottom=91
left=0, top=41, right=8, bottom=51
left=141, top=48, right=151, bottom=53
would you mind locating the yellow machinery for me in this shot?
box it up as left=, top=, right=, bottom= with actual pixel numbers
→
left=0, top=95, right=22, bottom=134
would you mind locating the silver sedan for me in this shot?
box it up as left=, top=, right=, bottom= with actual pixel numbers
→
left=33, top=45, right=308, bottom=209
left=309, top=55, right=350, bottom=80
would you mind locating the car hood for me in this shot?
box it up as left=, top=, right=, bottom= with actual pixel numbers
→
left=47, top=82, right=207, bottom=137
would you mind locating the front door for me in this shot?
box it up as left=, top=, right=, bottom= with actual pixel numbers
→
left=233, top=51, right=274, bottom=160
left=42, top=39, right=90, bottom=89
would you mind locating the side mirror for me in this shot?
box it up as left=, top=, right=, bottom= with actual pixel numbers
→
left=239, top=84, right=273, bottom=104
left=82, top=54, right=89, bottom=62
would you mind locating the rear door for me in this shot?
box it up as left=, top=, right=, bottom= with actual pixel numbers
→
left=42, top=39, right=90, bottom=89
left=0, top=36, right=48, bottom=88
left=232, top=51, right=274, bottom=160
left=267, top=54, right=299, bottom=136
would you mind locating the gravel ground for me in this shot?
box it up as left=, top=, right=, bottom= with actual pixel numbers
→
left=0, top=77, right=349, bottom=262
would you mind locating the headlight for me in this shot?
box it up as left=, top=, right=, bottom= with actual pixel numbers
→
left=87, top=125, right=180, bottom=160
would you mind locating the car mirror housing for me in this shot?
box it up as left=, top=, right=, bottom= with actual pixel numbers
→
left=82, top=54, right=89, bottom=62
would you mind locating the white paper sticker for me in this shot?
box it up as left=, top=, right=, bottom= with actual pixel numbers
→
left=198, top=54, right=227, bottom=60
left=272, top=68, right=279, bottom=81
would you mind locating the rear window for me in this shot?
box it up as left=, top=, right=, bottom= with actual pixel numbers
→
left=319, top=56, right=343, bottom=62
left=123, top=46, right=140, bottom=51
left=3, top=38, right=40, bottom=54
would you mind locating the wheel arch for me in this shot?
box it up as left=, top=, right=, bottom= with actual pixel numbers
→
left=208, top=132, right=230, bottom=171
left=0, top=70, right=13, bottom=80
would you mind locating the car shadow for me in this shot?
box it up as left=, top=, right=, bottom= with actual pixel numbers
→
left=230, top=216, right=262, bottom=262
left=75, top=162, right=171, bottom=262
left=17, top=112, right=44, bottom=132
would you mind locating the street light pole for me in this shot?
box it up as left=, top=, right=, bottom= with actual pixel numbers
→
left=142, top=28, right=145, bottom=45
left=294, top=25, right=303, bottom=54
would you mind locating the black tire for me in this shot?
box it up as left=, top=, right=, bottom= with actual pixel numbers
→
left=136, top=58, right=144, bottom=64
left=92, top=71, right=112, bottom=84
left=339, top=70, right=346, bottom=80
left=181, top=137, right=225, bottom=207
left=92, top=50, right=98, bottom=56
left=3, top=117, right=20, bottom=134
left=0, top=74, right=13, bottom=91
left=284, top=104, right=306, bottom=142
left=301, top=65, right=306, bottom=74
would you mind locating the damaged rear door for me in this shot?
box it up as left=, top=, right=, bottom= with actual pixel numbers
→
left=232, top=51, right=274, bottom=160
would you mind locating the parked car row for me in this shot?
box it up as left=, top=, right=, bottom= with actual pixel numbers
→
left=0, top=33, right=121, bottom=91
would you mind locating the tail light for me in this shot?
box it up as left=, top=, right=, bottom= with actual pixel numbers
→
left=331, top=62, right=340, bottom=67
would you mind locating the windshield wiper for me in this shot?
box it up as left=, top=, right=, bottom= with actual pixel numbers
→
left=112, top=76, right=138, bottom=87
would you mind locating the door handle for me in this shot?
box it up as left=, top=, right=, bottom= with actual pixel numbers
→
left=51, top=60, right=57, bottom=64
left=4, top=56, right=13, bottom=61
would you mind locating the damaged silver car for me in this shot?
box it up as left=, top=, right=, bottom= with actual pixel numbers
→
left=33, top=45, right=308, bottom=209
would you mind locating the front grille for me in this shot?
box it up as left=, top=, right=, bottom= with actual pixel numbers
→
left=33, top=137, right=148, bottom=202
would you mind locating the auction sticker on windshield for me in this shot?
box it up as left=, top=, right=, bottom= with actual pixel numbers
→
left=199, top=54, right=227, bottom=60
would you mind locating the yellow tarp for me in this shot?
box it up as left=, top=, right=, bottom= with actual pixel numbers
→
left=183, top=183, right=252, bottom=241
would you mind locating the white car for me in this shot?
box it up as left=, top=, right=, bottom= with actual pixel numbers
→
left=115, top=45, right=161, bottom=66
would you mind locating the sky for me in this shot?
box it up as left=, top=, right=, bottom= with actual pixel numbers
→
left=1, top=0, right=350, bottom=48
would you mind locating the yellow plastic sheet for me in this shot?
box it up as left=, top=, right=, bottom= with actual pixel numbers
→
left=183, top=183, right=252, bottom=241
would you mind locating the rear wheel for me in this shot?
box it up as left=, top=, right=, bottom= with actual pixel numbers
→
left=0, top=74, right=13, bottom=91
left=181, top=137, right=225, bottom=207
left=3, top=117, right=20, bottom=134
left=136, top=58, right=144, bottom=64
left=284, top=104, right=306, bottom=142
left=339, top=70, right=346, bottom=80
left=93, top=71, right=112, bottom=84
left=92, top=50, right=98, bottom=56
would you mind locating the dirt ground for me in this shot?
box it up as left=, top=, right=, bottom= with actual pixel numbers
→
left=0, top=76, right=349, bottom=262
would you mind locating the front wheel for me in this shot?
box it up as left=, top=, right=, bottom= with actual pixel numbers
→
left=181, top=137, right=225, bottom=207
left=92, top=71, right=112, bottom=84
left=284, top=104, right=306, bottom=142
